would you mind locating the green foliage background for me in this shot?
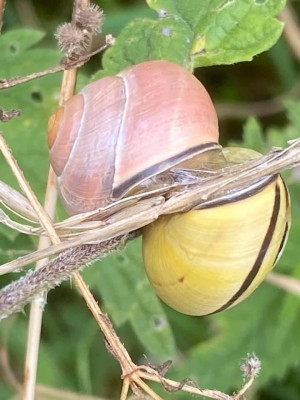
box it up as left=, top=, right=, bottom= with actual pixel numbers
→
left=1, top=1, right=300, bottom=399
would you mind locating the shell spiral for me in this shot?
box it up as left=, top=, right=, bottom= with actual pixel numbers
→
left=49, top=60, right=219, bottom=215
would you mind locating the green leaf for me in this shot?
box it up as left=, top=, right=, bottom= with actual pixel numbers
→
left=148, top=0, right=286, bottom=68
left=231, top=101, right=300, bottom=153
left=270, top=263, right=300, bottom=349
left=0, top=29, right=62, bottom=201
left=0, top=29, right=89, bottom=239
left=269, top=36, right=299, bottom=90
left=241, top=117, right=266, bottom=153
left=0, top=232, right=34, bottom=266
left=170, top=283, right=300, bottom=393
left=83, top=238, right=177, bottom=360
left=285, top=100, right=300, bottom=132
left=0, top=29, right=45, bottom=56
left=94, top=0, right=286, bottom=79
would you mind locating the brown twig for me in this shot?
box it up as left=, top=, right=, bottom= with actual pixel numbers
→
left=0, top=41, right=112, bottom=90
left=0, top=108, right=21, bottom=122
left=135, top=356, right=259, bottom=400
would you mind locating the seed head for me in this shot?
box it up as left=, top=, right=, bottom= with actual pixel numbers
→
left=240, top=353, right=261, bottom=378
left=55, top=23, right=91, bottom=58
left=75, top=4, right=104, bottom=34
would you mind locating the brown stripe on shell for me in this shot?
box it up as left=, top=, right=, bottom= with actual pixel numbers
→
left=112, top=142, right=220, bottom=199
left=196, top=175, right=278, bottom=210
left=214, top=182, right=281, bottom=314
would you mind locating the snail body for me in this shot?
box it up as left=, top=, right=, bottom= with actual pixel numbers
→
left=48, top=60, right=291, bottom=316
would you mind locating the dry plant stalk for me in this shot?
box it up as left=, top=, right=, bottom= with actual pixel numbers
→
left=1, top=138, right=300, bottom=277
left=22, top=2, right=85, bottom=398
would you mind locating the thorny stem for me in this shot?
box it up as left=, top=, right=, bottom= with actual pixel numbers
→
left=0, top=240, right=126, bottom=318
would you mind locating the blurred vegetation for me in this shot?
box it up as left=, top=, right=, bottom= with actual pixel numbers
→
left=0, top=1, right=300, bottom=399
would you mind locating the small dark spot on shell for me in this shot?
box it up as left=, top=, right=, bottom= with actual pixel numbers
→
left=178, top=276, right=185, bottom=283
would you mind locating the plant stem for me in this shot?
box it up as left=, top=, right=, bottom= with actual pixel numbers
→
left=22, top=4, right=78, bottom=399
left=266, top=271, right=300, bottom=296
left=0, top=43, right=111, bottom=90
left=23, top=169, right=60, bottom=400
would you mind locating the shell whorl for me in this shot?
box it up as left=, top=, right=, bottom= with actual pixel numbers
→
left=49, top=60, right=219, bottom=215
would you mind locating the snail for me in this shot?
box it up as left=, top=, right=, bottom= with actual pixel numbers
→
left=48, top=60, right=219, bottom=215
left=48, top=60, right=291, bottom=316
